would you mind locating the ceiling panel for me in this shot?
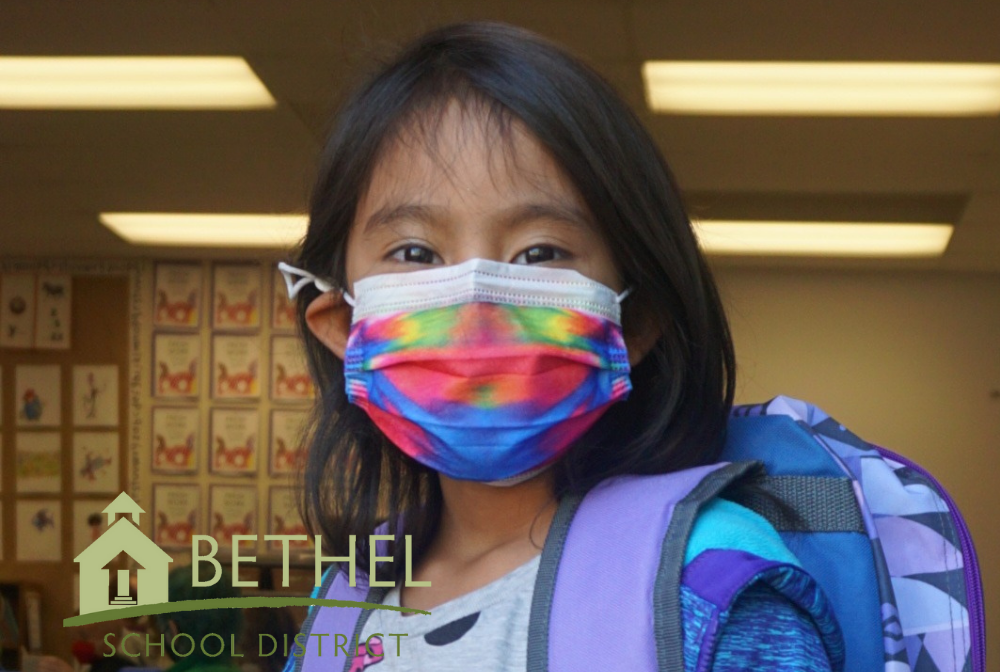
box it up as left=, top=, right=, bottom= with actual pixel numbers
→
left=0, top=0, right=997, bottom=270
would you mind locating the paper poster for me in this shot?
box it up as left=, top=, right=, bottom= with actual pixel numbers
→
left=153, top=485, right=200, bottom=550
left=270, top=410, right=308, bottom=475
left=15, top=364, right=61, bottom=427
left=0, top=273, right=36, bottom=348
left=154, top=263, right=202, bottom=329
left=272, top=268, right=296, bottom=332
left=268, top=487, right=310, bottom=551
left=72, top=499, right=113, bottom=557
left=153, top=334, right=200, bottom=398
left=213, top=264, right=261, bottom=330
left=212, top=335, right=260, bottom=399
left=151, top=407, right=199, bottom=474
left=210, top=485, right=256, bottom=548
left=16, top=500, right=62, bottom=562
left=16, top=432, right=61, bottom=493
left=210, top=408, right=258, bottom=475
left=73, top=432, right=119, bottom=494
left=34, top=274, right=71, bottom=349
left=72, top=365, right=119, bottom=427
left=271, top=336, right=314, bottom=401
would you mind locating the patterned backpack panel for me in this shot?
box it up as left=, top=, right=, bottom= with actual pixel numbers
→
left=731, top=396, right=985, bottom=672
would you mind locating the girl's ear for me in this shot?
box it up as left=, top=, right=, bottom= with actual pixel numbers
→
left=624, top=311, right=663, bottom=367
left=305, top=292, right=352, bottom=359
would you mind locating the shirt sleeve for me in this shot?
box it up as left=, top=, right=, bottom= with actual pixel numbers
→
left=709, top=582, right=834, bottom=672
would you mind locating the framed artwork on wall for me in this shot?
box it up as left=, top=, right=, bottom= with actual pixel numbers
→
left=153, top=263, right=202, bottom=329
left=15, top=432, right=61, bottom=493
left=209, top=485, right=256, bottom=549
left=268, top=487, right=310, bottom=552
left=72, top=365, right=119, bottom=427
left=271, top=268, right=296, bottom=332
left=151, top=407, right=199, bottom=474
left=14, top=365, right=61, bottom=427
left=270, top=336, right=314, bottom=401
left=72, top=432, right=119, bottom=494
left=16, top=500, right=62, bottom=562
left=212, top=264, right=261, bottom=331
left=153, top=334, right=200, bottom=399
left=269, top=409, right=307, bottom=476
left=212, top=335, right=260, bottom=400
left=210, top=408, right=259, bottom=476
left=153, top=484, right=200, bottom=550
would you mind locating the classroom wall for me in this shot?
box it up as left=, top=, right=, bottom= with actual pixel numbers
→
left=715, top=266, right=999, bottom=667
left=0, top=273, right=132, bottom=659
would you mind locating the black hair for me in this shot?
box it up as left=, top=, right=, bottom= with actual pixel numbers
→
left=292, top=21, right=736, bottom=580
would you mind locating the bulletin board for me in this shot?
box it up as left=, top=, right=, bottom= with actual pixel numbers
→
left=135, top=259, right=313, bottom=570
left=0, top=259, right=141, bottom=658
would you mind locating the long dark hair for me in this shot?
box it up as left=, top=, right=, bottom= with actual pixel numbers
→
left=292, top=21, right=736, bottom=580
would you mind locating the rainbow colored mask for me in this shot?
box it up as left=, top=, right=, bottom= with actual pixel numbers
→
left=280, top=258, right=632, bottom=484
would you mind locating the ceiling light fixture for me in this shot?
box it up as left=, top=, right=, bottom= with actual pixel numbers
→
left=692, top=221, right=953, bottom=257
left=0, top=57, right=276, bottom=109
left=642, top=62, right=1000, bottom=115
left=99, top=213, right=307, bottom=247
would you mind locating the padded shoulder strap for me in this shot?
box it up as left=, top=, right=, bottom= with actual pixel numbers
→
left=527, top=461, right=762, bottom=672
left=295, top=529, right=392, bottom=672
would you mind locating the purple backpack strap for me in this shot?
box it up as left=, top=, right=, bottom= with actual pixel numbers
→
left=294, top=529, right=392, bottom=672
left=526, top=461, right=761, bottom=672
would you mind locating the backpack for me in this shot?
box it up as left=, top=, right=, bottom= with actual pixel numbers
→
left=291, top=395, right=986, bottom=672
left=724, top=396, right=985, bottom=672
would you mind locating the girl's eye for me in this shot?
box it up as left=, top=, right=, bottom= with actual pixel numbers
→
left=513, top=245, right=566, bottom=265
left=390, top=244, right=441, bottom=265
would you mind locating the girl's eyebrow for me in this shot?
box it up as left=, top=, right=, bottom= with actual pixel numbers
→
left=362, top=200, right=594, bottom=236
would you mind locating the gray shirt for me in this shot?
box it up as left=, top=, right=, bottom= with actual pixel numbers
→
left=358, top=554, right=541, bottom=671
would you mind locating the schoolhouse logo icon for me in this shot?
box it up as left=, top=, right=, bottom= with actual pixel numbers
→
left=74, top=492, right=172, bottom=615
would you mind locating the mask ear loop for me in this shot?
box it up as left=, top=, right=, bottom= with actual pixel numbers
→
left=276, top=262, right=355, bottom=306
left=615, top=287, right=633, bottom=303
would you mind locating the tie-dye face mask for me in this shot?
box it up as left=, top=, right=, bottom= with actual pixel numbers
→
left=279, top=258, right=632, bottom=484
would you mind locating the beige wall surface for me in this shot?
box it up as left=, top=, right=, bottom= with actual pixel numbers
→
left=716, top=266, right=999, bottom=665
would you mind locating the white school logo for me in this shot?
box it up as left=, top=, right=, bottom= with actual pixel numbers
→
left=74, top=492, right=172, bottom=615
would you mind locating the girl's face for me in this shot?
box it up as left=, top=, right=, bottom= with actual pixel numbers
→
left=306, top=98, right=657, bottom=365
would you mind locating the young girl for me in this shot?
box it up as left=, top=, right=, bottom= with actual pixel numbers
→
left=280, top=21, right=844, bottom=671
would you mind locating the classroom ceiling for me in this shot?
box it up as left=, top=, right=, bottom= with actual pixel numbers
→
left=2, top=0, right=1000, bottom=272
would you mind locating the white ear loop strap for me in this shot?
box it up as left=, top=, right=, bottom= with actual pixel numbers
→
left=616, top=287, right=632, bottom=303
left=276, top=262, right=355, bottom=305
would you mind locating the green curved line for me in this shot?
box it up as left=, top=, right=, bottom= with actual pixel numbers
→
left=63, top=597, right=430, bottom=627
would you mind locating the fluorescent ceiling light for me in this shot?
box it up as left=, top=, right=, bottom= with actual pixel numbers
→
left=100, top=213, right=307, bottom=247
left=642, top=62, right=1000, bottom=115
left=0, top=57, right=276, bottom=109
left=692, top=221, right=953, bottom=257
